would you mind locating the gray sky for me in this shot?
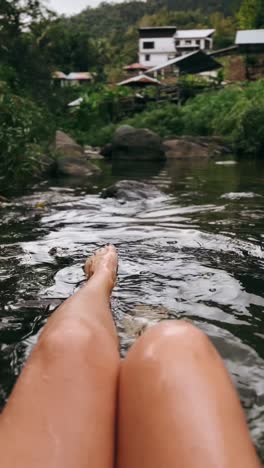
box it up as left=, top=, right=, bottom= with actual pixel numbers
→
left=47, top=0, right=120, bottom=15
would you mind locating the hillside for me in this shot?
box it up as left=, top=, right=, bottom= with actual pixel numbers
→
left=70, top=0, right=242, bottom=38
left=58, top=0, right=241, bottom=78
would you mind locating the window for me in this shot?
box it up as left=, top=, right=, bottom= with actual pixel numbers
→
left=143, top=41, right=155, bottom=49
left=145, top=54, right=151, bottom=61
left=185, top=40, right=192, bottom=45
left=196, top=40, right=201, bottom=46
left=175, top=40, right=180, bottom=46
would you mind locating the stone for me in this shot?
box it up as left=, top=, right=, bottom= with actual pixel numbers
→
left=100, top=143, right=113, bottom=159
left=84, top=146, right=104, bottom=160
left=55, top=131, right=101, bottom=177
left=163, top=137, right=230, bottom=159
left=100, top=180, right=163, bottom=202
left=111, top=125, right=165, bottom=161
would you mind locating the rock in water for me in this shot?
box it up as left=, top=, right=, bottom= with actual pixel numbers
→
left=101, top=180, right=163, bottom=201
left=55, top=131, right=101, bottom=177
left=112, top=125, right=165, bottom=161
left=163, top=137, right=230, bottom=159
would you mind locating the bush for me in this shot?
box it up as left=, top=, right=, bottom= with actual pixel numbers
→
left=61, top=80, right=264, bottom=159
left=234, top=106, right=264, bottom=157
left=0, top=89, right=54, bottom=187
left=124, top=103, right=184, bottom=137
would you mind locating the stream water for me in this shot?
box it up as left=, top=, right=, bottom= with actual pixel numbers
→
left=0, top=156, right=263, bottom=459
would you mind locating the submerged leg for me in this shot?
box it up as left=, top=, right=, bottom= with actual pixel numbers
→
left=118, top=321, right=261, bottom=468
left=0, top=245, right=119, bottom=468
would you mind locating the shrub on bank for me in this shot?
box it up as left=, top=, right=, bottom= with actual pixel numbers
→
left=124, top=104, right=184, bottom=137
left=0, top=89, right=54, bottom=187
left=181, top=80, right=264, bottom=156
left=64, top=79, right=264, bottom=158
left=122, top=80, right=264, bottom=157
left=234, top=106, right=264, bottom=157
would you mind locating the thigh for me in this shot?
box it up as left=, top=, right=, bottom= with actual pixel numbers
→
left=0, top=321, right=119, bottom=468
left=117, top=321, right=261, bottom=468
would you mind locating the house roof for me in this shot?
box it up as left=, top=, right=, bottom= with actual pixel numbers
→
left=147, top=50, right=221, bottom=74
left=123, top=63, right=151, bottom=71
left=67, top=72, right=93, bottom=80
left=139, top=26, right=177, bottom=38
left=117, top=74, right=161, bottom=87
left=236, top=29, right=264, bottom=45
left=175, top=29, right=215, bottom=39
left=139, top=26, right=177, bottom=31
left=52, top=71, right=67, bottom=79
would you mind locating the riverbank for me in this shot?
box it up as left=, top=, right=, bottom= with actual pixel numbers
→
left=1, top=79, right=264, bottom=192
left=67, top=79, right=264, bottom=159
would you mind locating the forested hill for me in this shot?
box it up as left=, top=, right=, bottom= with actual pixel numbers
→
left=165, top=0, right=242, bottom=14
left=70, top=0, right=242, bottom=39
left=62, top=0, right=242, bottom=78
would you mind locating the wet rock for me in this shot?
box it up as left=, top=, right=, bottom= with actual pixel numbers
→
left=55, top=131, right=101, bottom=177
left=0, top=195, right=8, bottom=203
left=164, top=136, right=230, bottom=159
left=100, top=180, right=164, bottom=201
left=84, top=146, right=104, bottom=160
left=100, top=143, right=113, bottom=159
left=111, top=125, right=165, bottom=161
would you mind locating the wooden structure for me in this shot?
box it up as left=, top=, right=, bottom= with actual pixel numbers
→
left=117, top=74, right=161, bottom=87
left=123, top=63, right=151, bottom=76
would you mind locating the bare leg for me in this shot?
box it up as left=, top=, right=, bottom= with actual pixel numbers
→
left=0, top=245, right=119, bottom=468
left=118, top=321, right=261, bottom=468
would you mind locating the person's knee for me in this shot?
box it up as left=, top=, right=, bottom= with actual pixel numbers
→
left=126, top=320, right=215, bottom=367
left=39, top=319, right=95, bottom=357
left=38, top=318, right=118, bottom=365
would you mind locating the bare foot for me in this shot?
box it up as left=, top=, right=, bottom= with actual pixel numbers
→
left=84, top=245, right=118, bottom=292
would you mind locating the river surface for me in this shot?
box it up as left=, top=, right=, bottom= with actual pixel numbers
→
left=0, top=157, right=263, bottom=459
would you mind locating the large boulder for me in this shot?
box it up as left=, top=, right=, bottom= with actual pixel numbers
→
left=55, top=131, right=101, bottom=177
left=163, top=137, right=230, bottom=159
left=100, top=180, right=164, bottom=202
left=111, top=126, right=165, bottom=161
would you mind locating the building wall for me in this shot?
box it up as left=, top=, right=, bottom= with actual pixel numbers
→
left=139, top=33, right=214, bottom=66
left=175, top=37, right=213, bottom=55
left=139, top=37, right=176, bottom=67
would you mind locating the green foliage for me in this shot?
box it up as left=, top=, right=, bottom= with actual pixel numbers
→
left=0, top=0, right=54, bottom=98
left=61, top=85, right=134, bottom=145
left=238, top=0, right=264, bottom=28
left=124, top=104, right=184, bottom=136
left=37, top=19, right=99, bottom=73
left=0, top=90, right=54, bottom=185
left=234, top=106, right=264, bottom=157
left=210, top=12, right=236, bottom=49
left=1, top=0, right=262, bottom=189
left=86, top=80, right=264, bottom=158
left=153, top=0, right=242, bottom=15
left=182, top=80, right=264, bottom=146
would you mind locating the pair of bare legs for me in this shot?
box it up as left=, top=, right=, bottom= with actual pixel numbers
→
left=0, top=245, right=260, bottom=468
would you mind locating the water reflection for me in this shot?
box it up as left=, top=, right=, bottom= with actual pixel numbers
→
left=0, top=157, right=263, bottom=458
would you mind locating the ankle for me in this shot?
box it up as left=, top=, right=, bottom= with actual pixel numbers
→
left=85, top=269, right=114, bottom=296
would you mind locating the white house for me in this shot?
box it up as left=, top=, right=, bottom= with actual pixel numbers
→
left=175, top=29, right=215, bottom=55
left=235, top=29, right=264, bottom=52
left=139, top=27, right=177, bottom=67
left=139, top=27, right=215, bottom=67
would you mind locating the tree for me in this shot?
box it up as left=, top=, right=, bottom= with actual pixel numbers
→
left=238, top=0, right=264, bottom=28
left=0, top=0, right=55, bottom=97
left=210, top=12, right=236, bottom=48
